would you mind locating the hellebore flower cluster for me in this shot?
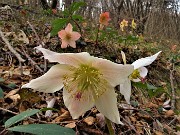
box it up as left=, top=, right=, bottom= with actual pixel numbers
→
left=58, top=23, right=81, bottom=48
left=22, top=46, right=134, bottom=124
left=120, top=19, right=128, bottom=31
left=99, top=12, right=111, bottom=26
left=120, top=51, right=162, bottom=104
left=131, top=19, right=136, bottom=29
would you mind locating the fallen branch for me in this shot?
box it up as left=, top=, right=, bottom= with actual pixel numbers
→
left=0, top=28, right=25, bottom=62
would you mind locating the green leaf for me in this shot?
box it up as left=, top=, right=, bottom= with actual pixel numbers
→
left=51, top=18, right=68, bottom=36
left=0, top=87, right=3, bottom=98
left=71, top=1, right=86, bottom=13
left=0, top=78, right=5, bottom=82
left=5, top=109, right=40, bottom=128
left=8, top=124, right=75, bottom=135
left=146, top=83, right=157, bottom=90
left=127, top=35, right=138, bottom=41
left=72, top=14, right=83, bottom=21
left=7, top=83, right=16, bottom=89
left=132, top=82, right=147, bottom=89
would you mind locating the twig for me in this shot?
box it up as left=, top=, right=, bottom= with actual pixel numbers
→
left=26, top=21, right=47, bottom=72
left=21, top=46, right=44, bottom=73
left=0, top=28, right=25, bottom=62
left=168, top=116, right=177, bottom=126
left=27, top=21, right=42, bottom=45
left=0, top=107, right=18, bottom=115
left=170, top=63, right=175, bottom=110
left=121, top=115, right=140, bottom=135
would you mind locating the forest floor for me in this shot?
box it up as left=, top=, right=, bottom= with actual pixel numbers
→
left=0, top=5, right=180, bottom=135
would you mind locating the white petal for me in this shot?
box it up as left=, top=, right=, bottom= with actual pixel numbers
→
left=139, top=67, right=148, bottom=78
left=63, top=88, right=94, bottom=119
left=95, top=85, right=123, bottom=124
left=163, top=99, right=171, bottom=106
left=45, top=98, right=56, bottom=117
left=121, top=51, right=126, bottom=64
left=22, top=64, right=71, bottom=93
left=120, top=78, right=131, bottom=104
left=132, top=51, right=162, bottom=69
left=35, top=46, right=91, bottom=67
left=92, top=57, right=134, bottom=87
left=132, top=78, right=141, bottom=82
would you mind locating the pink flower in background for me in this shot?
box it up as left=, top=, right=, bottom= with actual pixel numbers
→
left=99, top=12, right=111, bottom=26
left=58, top=23, right=81, bottom=48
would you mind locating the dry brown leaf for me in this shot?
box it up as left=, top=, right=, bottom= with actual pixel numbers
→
left=165, top=110, right=174, bottom=117
left=5, top=88, right=19, bottom=98
left=65, top=122, right=76, bottom=128
left=154, top=130, right=163, bottom=135
left=9, top=94, right=20, bottom=103
left=129, top=116, right=136, bottom=123
left=147, top=102, right=158, bottom=108
left=135, top=121, right=144, bottom=134
left=83, top=116, right=95, bottom=126
left=53, top=110, right=70, bottom=122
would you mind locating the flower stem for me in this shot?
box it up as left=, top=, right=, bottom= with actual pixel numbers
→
left=105, top=117, right=115, bottom=135
left=95, top=24, right=100, bottom=45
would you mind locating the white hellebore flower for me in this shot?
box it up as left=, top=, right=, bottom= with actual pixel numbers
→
left=120, top=51, right=162, bottom=104
left=22, top=46, right=134, bottom=124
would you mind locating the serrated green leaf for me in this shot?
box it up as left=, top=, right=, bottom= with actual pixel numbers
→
left=5, top=109, right=40, bottom=128
left=72, top=14, right=83, bottom=21
left=8, top=124, right=75, bottom=135
left=0, top=87, right=4, bottom=98
left=51, top=18, right=68, bottom=36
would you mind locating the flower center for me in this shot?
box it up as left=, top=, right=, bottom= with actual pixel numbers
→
left=130, top=69, right=140, bottom=80
left=65, top=33, right=72, bottom=40
left=63, top=64, right=107, bottom=100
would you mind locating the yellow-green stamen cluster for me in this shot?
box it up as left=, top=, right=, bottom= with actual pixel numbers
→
left=130, top=69, right=140, bottom=80
left=63, top=64, right=108, bottom=100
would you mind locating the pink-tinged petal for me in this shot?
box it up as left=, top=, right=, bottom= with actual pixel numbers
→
left=95, top=85, right=123, bottom=124
left=22, top=64, right=71, bottom=93
left=92, top=57, right=134, bottom=87
left=71, top=32, right=81, bottom=41
left=35, top=47, right=91, bottom=67
left=132, top=51, right=162, bottom=69
left=58, top=30, right=67, bottom=39
left=61, top=40, right=69, bottom=48
left=132, top=67, right=148, bottom=82
left=63, top=88, right=94, bottom=119
left=120, top=78, right=131, bottom=104
left=139, top=67, right=148, bottom=78
left=65, top=23, right=73, bottom=33
left=68, top=40, right=76, bottom=48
